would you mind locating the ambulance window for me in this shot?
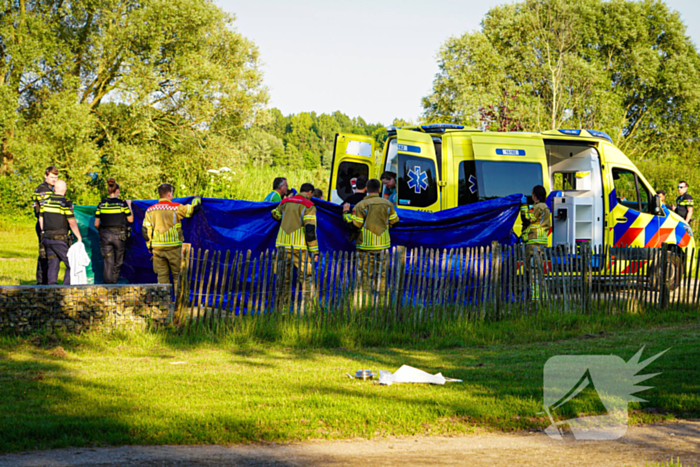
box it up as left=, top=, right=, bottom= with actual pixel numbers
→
left=458, top=161, right=478, bottom=205
left=612, top=168, right=641, bottom=211
left=397, top=154, right=438, bottom=208
left=639, top=182, right=650, bottom=213
left=552, top=172, right=575, bottom=191
left=336, top=162, right=369, bottom=202
left=432, top=137, right=443, bottom=179
left=475, top=161, right=543, bottom=201
left=384, top=139, right=398, bottom=174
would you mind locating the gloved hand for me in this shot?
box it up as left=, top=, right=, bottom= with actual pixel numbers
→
left=290, top=188, right=298, bottom=197
left=521, top=195, right=528, bottom=204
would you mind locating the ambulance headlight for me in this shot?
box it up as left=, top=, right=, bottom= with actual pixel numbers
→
left=683, top=223, right=693, bottom=237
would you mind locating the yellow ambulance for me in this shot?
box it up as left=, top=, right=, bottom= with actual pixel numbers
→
left=328, top=124, right=695, bottom=280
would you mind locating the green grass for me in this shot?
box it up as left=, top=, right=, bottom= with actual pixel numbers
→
left=0, top=316, right=698, bottom=453
left=645, top=461, right=695, bottom=467
left=0, top=218, right=36, bottom=259
left=0, top=217, right=65, bottom=285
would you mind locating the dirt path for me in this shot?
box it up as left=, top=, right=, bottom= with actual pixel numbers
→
left=0, top=422, right=697, bottom=467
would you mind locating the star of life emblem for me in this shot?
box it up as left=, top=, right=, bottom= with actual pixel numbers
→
left=407, top=166, right=428, bottom=194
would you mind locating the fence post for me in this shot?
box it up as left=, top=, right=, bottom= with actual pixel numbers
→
left=660, top=244, right=670, bottom=310
left=173, top=243, right=191, bottom=326
left=581, top=243, right=591, bottom=313
left=491, top=241, right=502, bottom=320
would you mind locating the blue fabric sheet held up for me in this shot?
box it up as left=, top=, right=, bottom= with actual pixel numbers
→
left=78, top=194, right=522, bottom=284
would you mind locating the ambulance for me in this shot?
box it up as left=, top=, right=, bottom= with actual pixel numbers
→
left=328, top=124, right=695, bottom=283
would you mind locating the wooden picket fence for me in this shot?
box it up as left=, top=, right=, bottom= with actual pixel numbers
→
left=172, top=242, right=700, bottom=327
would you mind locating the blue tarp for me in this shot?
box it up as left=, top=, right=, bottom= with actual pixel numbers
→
left=77, top=194, right=522, bottom=284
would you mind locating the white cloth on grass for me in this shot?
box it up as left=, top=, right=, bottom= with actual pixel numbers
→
left=67, top=241, right=91, bottom=285
left=378, top=365, right=462, bottom=386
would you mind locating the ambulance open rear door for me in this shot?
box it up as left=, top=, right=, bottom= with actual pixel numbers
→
left=328, top=133, right=375, bottom=204
left=394, top=129, right=441, bottom=212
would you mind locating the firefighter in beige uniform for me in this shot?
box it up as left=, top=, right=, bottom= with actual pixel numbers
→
left=142, top=183, right=201, bottom=287
left=520, top=185, right=551, bottom=299
left=343, top=178, right=400, bottom=295
left=271, top=183, right=318, bottom=306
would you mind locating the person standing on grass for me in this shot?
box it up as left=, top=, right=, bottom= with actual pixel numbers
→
left=520, top=185, right=550, bottom=252
left=39, top=180, right=83, bottom=285
left=33, top=166, right=59, bottom=284
left=264, top=177, right=288, bottom=203
left=520, top=185, right=550, bottom=300
left=142, top=184, right=201, bottom=287
left=343, top=178, right=399, bottom=295
left=271, top=183, right=318, bottom=306
left=94, top=179, right=134, bottom=284
left=673, top=181, right=694, bottom=223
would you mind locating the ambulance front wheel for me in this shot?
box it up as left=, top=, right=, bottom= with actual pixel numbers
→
left=648, top=250, right=683, bottom=292
left=665, top=252, right=684, bottom=291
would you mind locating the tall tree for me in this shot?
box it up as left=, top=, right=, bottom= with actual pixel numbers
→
left=423, top=0, right=700, bottom=161
left=1, top=0, right=267, bottom=201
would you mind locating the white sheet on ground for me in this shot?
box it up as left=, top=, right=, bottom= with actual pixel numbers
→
left=378, top=365, right=462, bottom=386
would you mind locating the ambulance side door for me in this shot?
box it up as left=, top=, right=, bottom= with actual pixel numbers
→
left=328, top=133, right=375, bottom=204
left=606, top=165, right=660, bottom=248
left=395, top=129, right=441, bottom=211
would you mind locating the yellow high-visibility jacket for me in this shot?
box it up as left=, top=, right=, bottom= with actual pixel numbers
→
left=271, top=195, right=318, bottom=253
left=520, top=202, right=550, bottom=245
left=344, top=193, right=399, bottom=250
left=142, top=197, right=201, bottom=249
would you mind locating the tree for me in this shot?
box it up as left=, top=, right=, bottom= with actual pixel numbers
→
left=0, top=0, right=267, bottom=204
left=422, top=0, right=700, bottom=161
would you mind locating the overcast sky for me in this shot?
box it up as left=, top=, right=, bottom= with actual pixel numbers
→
left=217, top=0, right=700, bottom=126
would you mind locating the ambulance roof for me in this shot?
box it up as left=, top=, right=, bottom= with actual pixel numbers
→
left=388, top=124, right=615, bottom=146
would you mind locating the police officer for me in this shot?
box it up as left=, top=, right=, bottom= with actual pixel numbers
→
left=39, top=180, right=83, bottom=285
left=94, top=179, right=134, bottom=284
left=673, top=181, right=693, bottom=223
left=272, top=183, right=318, bottom=306
left=142, top=184, right=202, bottom=287
left=33, top=166, right=59, bottom=284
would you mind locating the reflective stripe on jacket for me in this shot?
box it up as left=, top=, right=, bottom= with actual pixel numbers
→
left=344, top=193, right=399, bottom=250
left=520, top=202, right=550, bottom=245
left=271, top=195, right=318, bottom=252
left=142, top=198, right=200, bottom=249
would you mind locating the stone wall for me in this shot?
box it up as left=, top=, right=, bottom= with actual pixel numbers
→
left=0, top=284, right=172, bottom=334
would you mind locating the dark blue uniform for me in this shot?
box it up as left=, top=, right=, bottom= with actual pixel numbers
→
left=33, top=181, right=54, bottom=284
left=39, top=195, right=75, bottom=285
left=95, top=198, right=132, bottom=283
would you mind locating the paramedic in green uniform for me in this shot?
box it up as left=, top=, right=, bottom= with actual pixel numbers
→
left=264, top=177, right=288, bottom=203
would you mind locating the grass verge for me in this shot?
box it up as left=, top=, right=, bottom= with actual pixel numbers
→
left=0, top=217, right=66, bottom=285
left=0, top=314, right=697, bottom=453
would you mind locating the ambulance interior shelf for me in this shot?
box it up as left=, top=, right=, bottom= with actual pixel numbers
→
left=546, top=142, right=604, bottom=250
